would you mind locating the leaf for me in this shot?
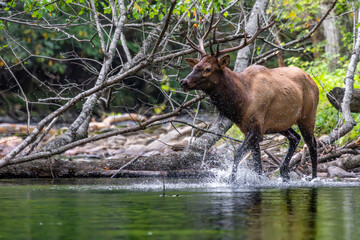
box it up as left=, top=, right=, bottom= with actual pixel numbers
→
left=296, top=4, right=302, bottom=11
left=356, top=23, right=360, bottom=29
left=283, top=0, right=288, bottom=5
left=288, top=10, right=296, bottom=19
left=104, top=6, right=111, bottom=14
left=149, top=11, right=155, bottom=19
left=223, top=11, right=228, bottom=17
left=134, top=3, right=142, bottom=13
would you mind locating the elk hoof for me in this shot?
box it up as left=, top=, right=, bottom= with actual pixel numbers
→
left=280, top=166, right=290, bottom=181
left=229, top=173, right=237, bottom=183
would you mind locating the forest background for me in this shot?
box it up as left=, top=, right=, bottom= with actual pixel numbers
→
left=0, top=0, right=359, bottom=175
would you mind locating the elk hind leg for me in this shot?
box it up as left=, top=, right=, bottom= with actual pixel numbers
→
left=279, top=128, right=301, bottom=180
left=298, top=125, right=318, bottom=179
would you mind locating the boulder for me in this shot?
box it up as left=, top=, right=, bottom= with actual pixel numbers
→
left=327, top=166, right=357, bottom=178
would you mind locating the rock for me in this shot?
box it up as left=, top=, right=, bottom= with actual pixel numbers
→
left=142, top=150, right=160, bottom=157
left=124, top=135, right=155, bottom=147
left=0, top=136, right=24, bottom=157
left=145, top=124, right=205, bottom=151
left=289, top=171, right=301, bottom=180
left=105, top=135, right=126, bottom=148
left=327, top=166, right=357, bottom=178
left=125, top=144, right=147, bottom=155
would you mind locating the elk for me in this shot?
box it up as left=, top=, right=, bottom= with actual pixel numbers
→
left=180, top=16, right=319, bottom=181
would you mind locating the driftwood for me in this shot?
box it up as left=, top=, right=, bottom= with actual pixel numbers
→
left=327, top=87, right=360, bottom=113
left=288, top=136, right=360, bottom=176
left=0, top=153, right=210, bottom=178
left=318, top=148, right=360, bottom=163
left=318, top=154, right=360, bottom=172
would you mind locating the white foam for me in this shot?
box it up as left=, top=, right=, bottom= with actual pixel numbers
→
left=53, top=172, right=360, bottom=193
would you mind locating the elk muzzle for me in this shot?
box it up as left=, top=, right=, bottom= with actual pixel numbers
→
left=180, top=79, right=191, bottom=91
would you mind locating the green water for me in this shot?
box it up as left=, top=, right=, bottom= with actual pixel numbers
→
left=0, top=178, right=360, bottom=240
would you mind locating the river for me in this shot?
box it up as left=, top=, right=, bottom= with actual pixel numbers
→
left=0, top=178, right=360, bottom=240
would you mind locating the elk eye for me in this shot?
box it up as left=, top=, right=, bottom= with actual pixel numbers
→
left=205, top=68, right=211, bottom=72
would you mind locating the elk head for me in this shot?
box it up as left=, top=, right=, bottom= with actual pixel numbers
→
left=180, top=14, right=274, bottom=92
left=180, top=54, right=230, bottom=92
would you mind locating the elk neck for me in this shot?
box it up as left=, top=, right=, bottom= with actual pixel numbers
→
left=204, top=67, right=250, bottom=124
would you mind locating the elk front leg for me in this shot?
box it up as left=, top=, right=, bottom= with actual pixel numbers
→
left=251, top=140, right=262, bottom=175
left=230, top=131, right=261, bottom=182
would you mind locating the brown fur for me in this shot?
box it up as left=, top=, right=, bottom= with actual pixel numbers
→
left=182, top=56, right=319, bottom=140
left=181, top=55, right=319, bottom=180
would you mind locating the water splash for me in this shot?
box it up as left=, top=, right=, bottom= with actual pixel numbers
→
left=52, top=172, right=360, bottom=193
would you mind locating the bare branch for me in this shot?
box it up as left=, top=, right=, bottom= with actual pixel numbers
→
left=0, top=95, right=205, bottom=168
left=217, top=17, right=275, bottom=56
left=255, top=0, right=338, bottom=64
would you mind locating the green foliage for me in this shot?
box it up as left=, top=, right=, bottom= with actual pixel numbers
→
left=1, top=0, right=102, bottom=73
left=225, top=124, right=244, bottom=141
left=129, top=0, right=234, bottom=20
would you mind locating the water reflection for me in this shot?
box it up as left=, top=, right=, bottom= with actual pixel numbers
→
left=0, top=179, right=359, bottom=240
left=192, top=188, right=321, bottom=240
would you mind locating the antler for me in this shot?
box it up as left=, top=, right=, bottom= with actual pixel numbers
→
left=185, top=10, right=220, bottom=57
left=215, top=15, right=275, bottom=57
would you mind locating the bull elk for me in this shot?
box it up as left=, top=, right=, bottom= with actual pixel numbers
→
left=180, top=15, right=319, bottom=181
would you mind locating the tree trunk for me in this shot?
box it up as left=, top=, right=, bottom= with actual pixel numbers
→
left=319, top=9, right=360, bottom=144
left=320, top=0, right=340, bottom=72
left=310, top=19, right=323, bottom=59
left=234, top=0, right=270, bottom=71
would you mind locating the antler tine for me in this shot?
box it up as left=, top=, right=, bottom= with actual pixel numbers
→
left=198, top=9, right=220, bottom=54
left=185, top=9, right=223, bottom=57
left=185, top=33, right=206, bottom=56
left=209, top=39, right=215, bottom=56
left=210, top=26, right=216, bottom=56
left=201, top=9, right=215, bottom=41
left=218, top=17, right=275, bottom=56
left=198, top=38, right=206, bottom=56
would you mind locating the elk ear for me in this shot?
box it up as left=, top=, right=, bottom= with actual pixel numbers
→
left=185, top=58, right=200, bottom=67
left=218, top=54, right=230, bottom=70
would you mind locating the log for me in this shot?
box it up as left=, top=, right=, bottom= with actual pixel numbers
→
left=318, top=148, right=360, bottom=163
left=318, top=154, right=360, bottom=172
left=327, top=87, right=360, bottom=113
left=0, top=152, right=205, bottom=178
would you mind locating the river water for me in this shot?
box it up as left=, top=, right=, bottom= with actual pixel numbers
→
left=0, top=177, right=360, bottom=240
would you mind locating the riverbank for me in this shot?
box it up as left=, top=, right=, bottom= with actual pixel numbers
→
left=1, top=115, right=360, bottom=180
